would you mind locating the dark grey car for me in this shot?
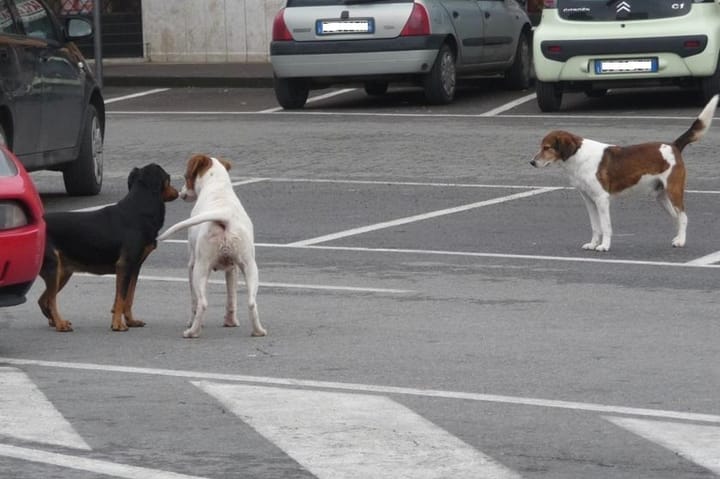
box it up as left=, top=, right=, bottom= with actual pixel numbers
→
left=0, top=0, right=104, bottom=195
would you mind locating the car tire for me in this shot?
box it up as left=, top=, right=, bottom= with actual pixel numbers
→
left=274, top=77, right=309, bottom=109
left=536, top=80, right=563, bottom=112
left=63, top=103, right=103, bottom=196
left=504, top=33, right=531, bottom=90
left=698, top=56, right=720, bottom=104
left=424, top=44, right=456, bottom=105
left=364, top=81, right=388, bottom=96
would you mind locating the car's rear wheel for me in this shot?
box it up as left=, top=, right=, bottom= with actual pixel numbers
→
left=698, top=56, right=720, bottom=104
left=364, top=81, right=388, bottom=96
left=63, top=103, right=103, bottom=196
left=504, top=33, right=531, bottom=90
left=424, top=44, right=456, bottom=105
left=536, top=80, right=563, bottom=112
left=274, top=77, right=309, bottom=109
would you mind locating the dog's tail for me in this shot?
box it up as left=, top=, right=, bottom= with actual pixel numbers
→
left=157, top=209, right=231, bottom=241
left=674, top=94, right=719, bottom=151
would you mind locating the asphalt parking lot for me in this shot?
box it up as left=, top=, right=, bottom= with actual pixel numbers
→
left=1, top=84, right=719, bottom=478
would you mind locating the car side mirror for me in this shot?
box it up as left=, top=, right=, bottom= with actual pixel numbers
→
left=66, top=17, right=93, bottom=40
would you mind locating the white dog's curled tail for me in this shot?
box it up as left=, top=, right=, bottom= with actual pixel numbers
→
left=157, top=210, right=231, bottom=241
left=674, top=94, right=719, bottom=151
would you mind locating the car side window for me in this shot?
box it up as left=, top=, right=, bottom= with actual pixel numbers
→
left=0, top=0, right=18, bottom=34
left=12, top=0, right=58, bottom=42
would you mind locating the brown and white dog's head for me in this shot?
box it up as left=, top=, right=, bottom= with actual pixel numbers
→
left=530, top=131, right=583, bottom=167
left=180, top=154, right=232, bottom=201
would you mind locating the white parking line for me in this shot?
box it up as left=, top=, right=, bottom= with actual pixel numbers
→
left=287, top=187, right=561, bottom=246
left=76, top=272, right=414, bottom=295
left=0, top=444, right=210, bottom=479
left=104, top=88, right=170, bottom=104
left=259, top=88, right=357, bottom=113
left=686, top=251, right=720, bottom=266
left=1, top=358, right=718, bottom=424
left=480, top=93, right=536, bottom=116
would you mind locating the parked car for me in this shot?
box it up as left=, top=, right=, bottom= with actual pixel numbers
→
left=0, top=0, right=105, bottom=195
left=0, top=146, right=45, bottom=307
left=270, top=0, right=533, bottom=109
left=533, top=0, right=720, bottom=112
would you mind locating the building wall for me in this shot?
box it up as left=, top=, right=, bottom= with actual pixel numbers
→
left=142, top=0, right=285, bottom=62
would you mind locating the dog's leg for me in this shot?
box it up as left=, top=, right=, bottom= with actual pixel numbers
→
left=594, top=195, right=612, bottom=252
left=223, top=266, right=240, bottom=327
left=111, top=260, right=130, bottom=332
left=187, top=252, right=197, bottom=328
left=38, top=249, right=74, bottom=332
left=579, top=191, right=602, bottom=250
left=657, top=191, right=687, bottom=247
left=122, top=244, right=154, bottom=328
left=242, top=259, right=266, bottom=337
left=184, top=265, right=209, bottom=338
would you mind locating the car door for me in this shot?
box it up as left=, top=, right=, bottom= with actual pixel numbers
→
left=477, top=0, right=515, bottom=62
left=0, top=0, right=41, bottom=155
left=12, top=0, right=84, bottom=152
left=441, top=0, right=485, bottom=64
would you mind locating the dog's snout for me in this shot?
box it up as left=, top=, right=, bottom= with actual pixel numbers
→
left=530, top=159, right=537, bottom=168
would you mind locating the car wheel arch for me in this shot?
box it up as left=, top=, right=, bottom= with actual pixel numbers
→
left=0, top=106, right=13, bottom=149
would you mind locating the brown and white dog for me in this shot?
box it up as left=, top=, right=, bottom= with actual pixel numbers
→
left=531, top=94, right=718, bottom=252
left=158, top=154, right=266, bottom=338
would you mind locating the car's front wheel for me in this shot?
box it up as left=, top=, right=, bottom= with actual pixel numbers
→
left=274, top=77, right=309, bottom=109
left=63, top=103, right=103, bottom=196
left=424, top=44, right=456, bottom=105
left=536, top=80, right=563, bottom=112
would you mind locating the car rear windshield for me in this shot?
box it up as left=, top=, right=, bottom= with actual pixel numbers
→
left=287, top=0, right=411, bottom=6
left=557, top=0, right=712, bottom=21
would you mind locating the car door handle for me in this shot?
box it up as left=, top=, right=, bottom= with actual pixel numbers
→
left=452, top=10, right=459, bottom=18
left=484, top=11, right=491, bottom=18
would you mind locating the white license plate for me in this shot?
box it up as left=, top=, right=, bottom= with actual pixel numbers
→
left=594, top=58, right=658, bottom=74
left=317, top=18, right=374, bottom=35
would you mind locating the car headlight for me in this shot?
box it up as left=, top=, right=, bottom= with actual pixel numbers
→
left=0, top=201, right=29, bottom=229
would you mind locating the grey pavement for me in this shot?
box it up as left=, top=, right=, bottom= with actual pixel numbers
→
left=98, top=60, right=275, bottom=88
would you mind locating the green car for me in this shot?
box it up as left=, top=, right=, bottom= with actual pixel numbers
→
left=532, top=0, right=720, bottom=112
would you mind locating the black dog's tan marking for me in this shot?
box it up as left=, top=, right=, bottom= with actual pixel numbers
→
left=38, top=163, right=178, bottom=332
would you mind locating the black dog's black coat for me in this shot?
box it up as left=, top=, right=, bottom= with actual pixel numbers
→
left=38, top=163, right=178, bottom=331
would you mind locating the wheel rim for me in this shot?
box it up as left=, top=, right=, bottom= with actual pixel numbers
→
left=91, top=116, right=103, bottom=184
left=440, top=50, right=456, bottom=97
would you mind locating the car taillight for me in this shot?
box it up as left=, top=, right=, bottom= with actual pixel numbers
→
left=400, top=3, right=430, bottom=37
left=272, top=8, right=293, bottom=41
left=543, top=0, right=557, bottom=7
left=684, top=40, right=701, bottom=49
left=0, top=201, right=28, bottom=230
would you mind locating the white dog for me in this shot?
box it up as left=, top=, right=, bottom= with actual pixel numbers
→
left=158, top=154, right=266, bottom=338
left=531, top=94, right=718, bottom=252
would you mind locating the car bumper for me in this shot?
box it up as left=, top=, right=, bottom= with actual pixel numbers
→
left=271, top=35, right=444, bottom=78
left=0, top=224, right=45, bottom=307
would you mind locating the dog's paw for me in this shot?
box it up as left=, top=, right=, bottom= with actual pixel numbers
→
left=594, top=244, right=610, bottom=252
left=251, top=327, right=267, bottom=337
left=183, top=328, right=200, bottom=339
left=125, top=318, right=146, bottom=328
left=582, top=242, right=598, bottom=250
left=672, top=238, right=686, bottom=248
left=55, top=320, right=73, bottom=332
left=223, top=315, right=239, bottom=327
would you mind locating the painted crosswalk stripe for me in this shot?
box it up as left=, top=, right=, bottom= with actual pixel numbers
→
left=0, top=367, right=90, bottom=450
left=195, top=381, right=522, bottom=479
left=606, top=416, right=720, bottom=474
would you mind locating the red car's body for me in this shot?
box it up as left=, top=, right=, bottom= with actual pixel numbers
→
left=0, top=147, right=45, bottom=307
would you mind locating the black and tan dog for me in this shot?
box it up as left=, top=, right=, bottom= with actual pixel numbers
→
left=38, top=163, right=178, bottom=332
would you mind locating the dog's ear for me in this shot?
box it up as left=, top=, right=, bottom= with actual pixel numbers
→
left=555, top=133, right=581, bottom=160
left=127, top=167, right=140, bottom=190
left=218, top=158, right=232, bottom=171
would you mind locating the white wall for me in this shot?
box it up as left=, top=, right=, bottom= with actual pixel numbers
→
left=142, top=0, right=285, bottom=62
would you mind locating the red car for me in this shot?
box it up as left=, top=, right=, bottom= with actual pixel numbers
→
left=0, top=147, right=46, bottom=307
